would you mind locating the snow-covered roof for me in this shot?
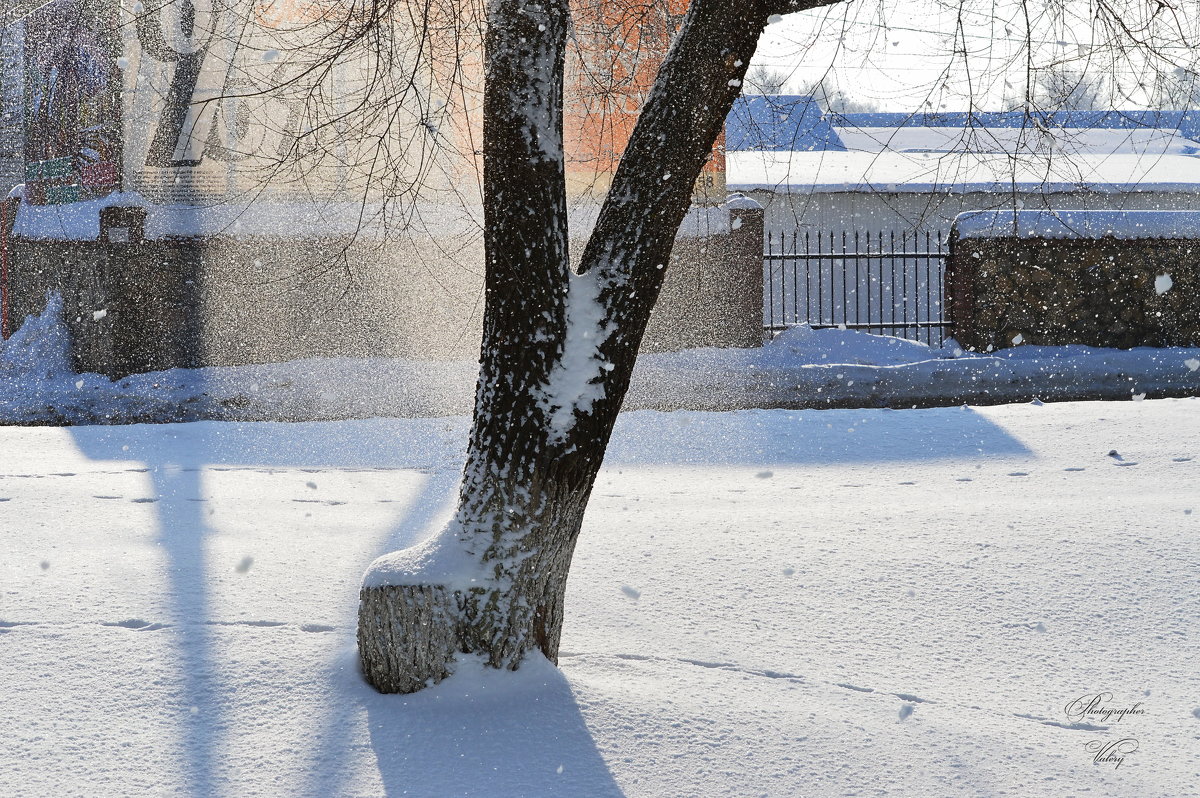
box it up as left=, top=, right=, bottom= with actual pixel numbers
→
left=726, top=96, right=1200, bottom=193
left=726, top=150, right=1200, bottom=194
left=727, top=95, right=846, bottom=152
left=9, top=194, right=431, bottom=241
left=727, top=98, right=1200, bottom=153
left=952, top=209, right=1200, bottom=239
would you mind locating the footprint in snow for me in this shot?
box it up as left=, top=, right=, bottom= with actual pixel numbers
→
left=1014, top=713, right=1108, bottom=732
left=894, top=693, right=933, bottom=704
left=835, top=683, right=874, bottom=693
left=1064, top=467, right=1086, bottom=472
left=102, top=619, right=170, bottom=631
left=1002, top=621, right=1047, bottom=632
left=1007, top=472, right=1028, bottom=477
left=898, top=704, right=915, bottom=721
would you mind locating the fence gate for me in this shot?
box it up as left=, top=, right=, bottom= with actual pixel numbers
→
left=764, top=230, right=950, bottom=346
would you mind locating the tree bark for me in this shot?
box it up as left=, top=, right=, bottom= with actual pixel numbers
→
left=358, top=0, right=843, bottom=693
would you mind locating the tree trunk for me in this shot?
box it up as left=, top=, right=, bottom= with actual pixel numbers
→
left=358, top=0, right=839, bottom=693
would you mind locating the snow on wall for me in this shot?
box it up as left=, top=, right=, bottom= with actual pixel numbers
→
left=11, top=192, right=147, bottom=240
left=953, top=209, right=1200, bottom=240
left=11, top=192, right=753, bottom=242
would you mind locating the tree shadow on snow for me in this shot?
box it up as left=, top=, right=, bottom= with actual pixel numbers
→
left=60, top=404, right=1023, bottom=796
left=64, top=430, right=226, bottom=796
left=62, top=421, right=464, bottom=796
left=297, top=468, right=625, bottom=797
left=65, top=420, right=623, bottom=796
left=605, top=406, right=1031, bottom=466
left=334, top=649, right=626, bottom=797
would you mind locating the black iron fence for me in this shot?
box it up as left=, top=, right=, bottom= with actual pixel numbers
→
left=764, top=230, right=950, bottom=346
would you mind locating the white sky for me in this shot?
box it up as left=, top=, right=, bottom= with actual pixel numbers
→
left=753, top=0, right=1200, bottom=111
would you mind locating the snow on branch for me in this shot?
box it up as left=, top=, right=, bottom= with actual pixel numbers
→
left=537, top=270, right=616, bottom=443
left=763, top=0, right=847, bottom=16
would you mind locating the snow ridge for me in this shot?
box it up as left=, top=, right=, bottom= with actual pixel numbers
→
left=0, top=293, right=72, bottom=382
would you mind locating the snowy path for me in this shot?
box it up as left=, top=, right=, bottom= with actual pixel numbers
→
left=1, top=400, right=1198, bottom=796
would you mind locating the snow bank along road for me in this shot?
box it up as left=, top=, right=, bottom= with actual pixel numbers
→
left=1, top=399, right=1198, bottom=796
left=4, top=304, right=1200, bottom=424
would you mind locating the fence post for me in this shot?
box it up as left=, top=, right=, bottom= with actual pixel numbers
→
left=0, top=193, right=17, bottom=339
left=943, top=226, right=976, bottom=349
left=726, top=193, right=765, bottom=346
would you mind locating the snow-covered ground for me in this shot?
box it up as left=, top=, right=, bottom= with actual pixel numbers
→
left=2, top=299, right=1198, bottom=424
left=2, top=399, right=1198, bottom=796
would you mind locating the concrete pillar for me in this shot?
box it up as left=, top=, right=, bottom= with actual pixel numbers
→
left=726, top=192, right=765, bottom=347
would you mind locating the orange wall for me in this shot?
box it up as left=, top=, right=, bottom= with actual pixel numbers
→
left=565, top=0, right=725, bottom=202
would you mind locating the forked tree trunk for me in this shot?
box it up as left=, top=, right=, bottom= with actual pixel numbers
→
left=358, top=0, right=839, bottom=693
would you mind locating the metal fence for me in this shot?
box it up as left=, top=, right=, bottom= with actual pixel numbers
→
left=764, top=229, right=950, bottom=346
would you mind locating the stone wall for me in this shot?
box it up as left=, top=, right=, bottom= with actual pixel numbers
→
left=946, top=235, right=1200, bottom=351
left=5, top=233, right=486, bottom=374
left=641, top=203, right=764, bottom=352
left=2, top=200, right=765, bottom=377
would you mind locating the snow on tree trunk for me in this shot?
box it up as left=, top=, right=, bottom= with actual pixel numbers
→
left=358, top=0, right=839, bottom=693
